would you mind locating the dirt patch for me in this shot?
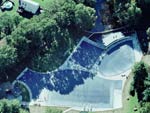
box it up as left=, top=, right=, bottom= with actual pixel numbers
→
left=0, top=38, right=6, bottom=47
left=142, top=55, right=150, bottom=66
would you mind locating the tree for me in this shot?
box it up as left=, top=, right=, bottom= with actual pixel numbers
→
left=143, top=75, right=150, bottom=101
left=113, top=0, right=142, bottom=26
left=74, top=3, right=96, bottom=32
left=0, top=45, right=17, bottom=71
left=139, top=102, right=150, bottom=113
left=40, top=18, right=61, bottom=48
left=6, top=31, right=30, bottom=61
left=0, top=0, right=2, bottom=5
left=74, top=0, right=96, bottom=7
left=44, top=0, right=96, bottom=33
left=146, top=27, right=150, bottom=40
left=144, top=75, right=150, bottom=87
left=1, top=0, right=96, bottom=82
left=0, top=99, right=29, bottom=113
left=132, top=62, right=149, bottom=100
left=143, top=88, right=150, bottom=101
left=138, top=0, right=150, bottom=6
left=0, top=13, right=23, bottom=39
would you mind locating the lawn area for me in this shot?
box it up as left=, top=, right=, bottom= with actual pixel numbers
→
left=29, top=106, right=68, bottom=113
left=0, top=0, right=19, bottom=16
left=124, top=95, right=140, bottom=113
left=121, top=72, right=140, bottom=113
left=0, top=0, right=52, bottom=17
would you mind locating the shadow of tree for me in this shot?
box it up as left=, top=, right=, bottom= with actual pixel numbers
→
left=136, top=30, right=148, bottom=53
left=16, top=69, right=94, bottom=99
left=52, top=69, right=94, bottom=94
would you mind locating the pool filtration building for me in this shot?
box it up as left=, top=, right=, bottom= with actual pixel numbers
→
left=18, top=0, right=40, bottom=14
left=14, top=32, right=143, bottom=111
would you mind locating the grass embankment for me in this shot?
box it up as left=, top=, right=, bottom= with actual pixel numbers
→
left=125, top=95, right=139, bottom=113
left=122, top=73, right=140, bottom=113
left=29, top=106, right=68, bottom=113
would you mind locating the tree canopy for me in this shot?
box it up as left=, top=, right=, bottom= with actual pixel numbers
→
left=0, top=0, right=96, bottom=82
left=139, top=102, right=150, bottom=113
left=113, top=0, right=142, bottom=26
left=0, top=99, right=29, bottom=113
left=0, top=13, right=23, bottom=39
left=0, top=45, right=17, bottom=71
left=131, top=61, right=150, bottom=101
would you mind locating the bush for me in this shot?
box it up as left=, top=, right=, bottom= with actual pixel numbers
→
left=139, top=102, right=150, bottom=113
left=132, top=62, right=149, bottom=100
left=0, top=99, right=29, bottom=113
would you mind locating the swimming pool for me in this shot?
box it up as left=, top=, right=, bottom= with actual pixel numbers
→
left=62, top=37, right=104, bottom=69
left=14, top=34, right=142, bottom=111
left=17, top=68, right=94, bottom=99
left=98, top=39, right=135, bottom=76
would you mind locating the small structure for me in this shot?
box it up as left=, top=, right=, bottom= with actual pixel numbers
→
left=1, top=1, right=13, bottom=11
left=18, top=0, right=40, bottom=14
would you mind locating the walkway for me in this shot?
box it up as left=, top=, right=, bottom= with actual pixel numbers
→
left=92, top=0, right=105, bottom=32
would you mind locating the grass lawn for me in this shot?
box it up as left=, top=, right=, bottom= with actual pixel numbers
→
left=124, top=95, right=140, bottom=113
left=0, top=0, right=19, bottom=16
left=29, top=106, right=68, bottom=113
left=0, top=0, right=52, bottom=17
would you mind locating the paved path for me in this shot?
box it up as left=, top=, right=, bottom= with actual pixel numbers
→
left=92, top=0, right=105, bottom=32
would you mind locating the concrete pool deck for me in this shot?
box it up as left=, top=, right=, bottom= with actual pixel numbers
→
left=91, top=33, right=142, bottom=78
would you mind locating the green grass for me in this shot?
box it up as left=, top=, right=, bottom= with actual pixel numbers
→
left=29, top=106, right=68, bottom=113
left=0, top=0, right=52, bottom=16
left=0, top=0, right=19, bottom=15
left=125, top=94, right=140, bottom=113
